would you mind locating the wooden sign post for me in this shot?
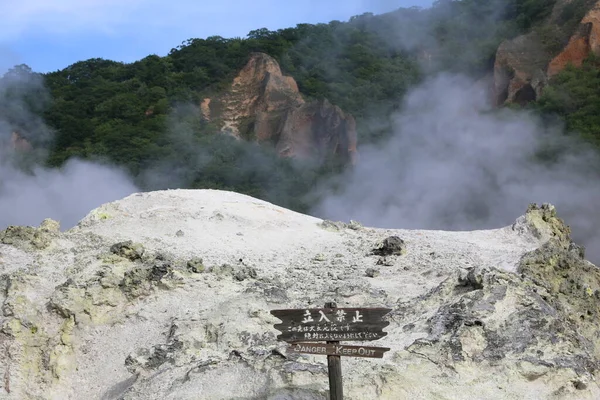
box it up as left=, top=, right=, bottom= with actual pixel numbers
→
left=326, top=302, right=343, bottom=400
left=271, top=302, right=392, bottom=400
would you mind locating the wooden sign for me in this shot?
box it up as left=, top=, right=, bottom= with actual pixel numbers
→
left=271, top=302, right=392, bottom=400
left=287, top=342, right=391, bottom=359
left=270, top=307, right=391, bottom=343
